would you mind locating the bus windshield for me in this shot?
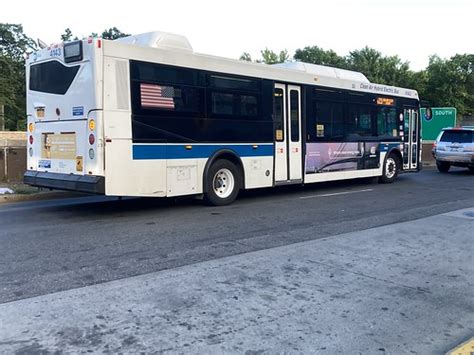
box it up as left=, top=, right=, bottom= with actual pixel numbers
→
left=29, top=61, right=80, bottom=95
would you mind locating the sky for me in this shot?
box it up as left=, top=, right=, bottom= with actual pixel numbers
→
left=3, top=0, right=473, bottom=71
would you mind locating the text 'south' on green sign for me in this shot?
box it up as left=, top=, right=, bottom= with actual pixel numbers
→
left=420, top=107, right=457, bottom=141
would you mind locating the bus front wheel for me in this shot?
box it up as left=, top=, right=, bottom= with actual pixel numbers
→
left=379, top=154, right=400, bottom=183
left=204, top=159, right=241, bottom=206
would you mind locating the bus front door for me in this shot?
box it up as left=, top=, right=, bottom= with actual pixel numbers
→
left=273, top=83, right=303, bottom=184
left=403, top=108, right=419, bottom=170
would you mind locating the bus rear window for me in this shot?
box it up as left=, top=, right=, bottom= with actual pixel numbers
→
left=440, top=130, right=473, bottom=143
left=29, top=61, right=80, bottom=95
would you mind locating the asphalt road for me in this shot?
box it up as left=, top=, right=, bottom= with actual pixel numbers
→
left=1, top=167, right=473, bottom=305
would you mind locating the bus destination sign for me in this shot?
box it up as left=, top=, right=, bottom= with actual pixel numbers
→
left=376, top=97, right=395, bottom=106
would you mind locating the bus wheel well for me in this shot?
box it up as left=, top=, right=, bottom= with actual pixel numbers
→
left=203, top=151, right=245, bottom=192
left=388, top=148, right=402, bottom=166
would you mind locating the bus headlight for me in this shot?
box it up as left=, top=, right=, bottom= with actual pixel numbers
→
left=89, top=148, right=95, bottom=159
left=28, top=123, right=34, bottom=132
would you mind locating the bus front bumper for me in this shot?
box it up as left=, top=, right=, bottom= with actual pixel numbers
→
left=24, top=171, right=105, bottom=194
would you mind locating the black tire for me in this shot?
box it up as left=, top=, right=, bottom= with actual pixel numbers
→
left=204, top=159, right=241, bottom=206
left=436, top=160, right=450, bottom=173
left=379, top=153, right=400, bottom=184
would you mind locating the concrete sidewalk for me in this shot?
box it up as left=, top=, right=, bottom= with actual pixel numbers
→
left=1, top=208, right=473, bottom=354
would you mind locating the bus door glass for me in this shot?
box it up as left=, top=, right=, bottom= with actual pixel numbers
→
left=273, top=83, right=302, bottom=183
left=411, top=109, right=419, bottom=167
left=403, top=108, right=418, bottom=170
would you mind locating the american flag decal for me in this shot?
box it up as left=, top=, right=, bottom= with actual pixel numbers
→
left=140, top=83, right=175, bottom=109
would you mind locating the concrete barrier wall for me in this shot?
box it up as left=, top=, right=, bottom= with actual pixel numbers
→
left=421, top=143, right=435, bottom=165
left=0, top=149, right=5, bottom=181
left=0, top=132, right=27, bottom=183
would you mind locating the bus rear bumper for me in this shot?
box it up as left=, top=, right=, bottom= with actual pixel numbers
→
left=24, top=171, right=105, bottom=194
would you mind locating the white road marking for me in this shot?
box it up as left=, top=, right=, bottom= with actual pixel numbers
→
left=300, top=188, right=374, bottom=199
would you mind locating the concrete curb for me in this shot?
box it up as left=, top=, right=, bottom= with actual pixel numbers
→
left=0, top=191, right=88, bottom=204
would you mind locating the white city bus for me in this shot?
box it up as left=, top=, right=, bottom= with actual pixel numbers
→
left=24, top=31, right=421, bottom=205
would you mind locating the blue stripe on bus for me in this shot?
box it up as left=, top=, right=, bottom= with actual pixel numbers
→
left=132, top=144, right=274, bottom=160
left=380, top=143, right=401, bottom=152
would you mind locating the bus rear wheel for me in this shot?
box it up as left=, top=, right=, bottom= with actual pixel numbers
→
left=204, top=159, right=241, bottom=206
left=379, top=154, right=400, bottom=183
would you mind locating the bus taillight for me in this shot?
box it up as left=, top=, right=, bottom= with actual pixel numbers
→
left=88, top=134, right=95, bottom=145
left=29, top=135, right=34, bottom=145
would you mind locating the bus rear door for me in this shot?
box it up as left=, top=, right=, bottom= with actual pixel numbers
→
left=273, top=83, right=303, bottom=184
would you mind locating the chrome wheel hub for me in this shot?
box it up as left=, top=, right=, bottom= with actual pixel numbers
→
left=385, top=157, right=396, bottom=179
left=213, top=168, right=235, bottom=199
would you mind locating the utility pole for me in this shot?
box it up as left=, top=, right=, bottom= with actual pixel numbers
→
left=0, top=105, right=5, bottom=131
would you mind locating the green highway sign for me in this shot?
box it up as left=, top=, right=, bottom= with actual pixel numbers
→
left=420, top=107, right=457, bottom=142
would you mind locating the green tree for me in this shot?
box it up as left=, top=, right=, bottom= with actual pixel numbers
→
left=0, top=23, right=36, bottom=130
left=60, top=28, right=73, bottom=42
left=61, top=27, right=130, bottom=42
left=346, top=46, right=385, bottom=82
left=101, top=27, right=130, bottom=40
left=0, top=55, right=19, bottom=117
left=1, top=23, right=36, bottom=60
left=424, top=54, right=473, bottom=116
left=239, top=49, right=288, bottom=64
left=294, top=46, right=348, bottom=68
left=344, top=46, right=418, bottom=90
left=239, top=52, right=252, bottom=62
left=260, top=48, right=288, bottom=64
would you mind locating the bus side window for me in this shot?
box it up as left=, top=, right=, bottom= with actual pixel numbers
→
left=346, top=104, right=376, bottom=139
left=376, top=107, right=397, bottom=137
left=314, top=101, right=344, bottom=141
left=211, top=92, right=259, bottom=118
left=240, top=95, right=258, bottom=116
left=315, top=101, right=331, bottom=140
left=212, top=92, right=234, bottom=115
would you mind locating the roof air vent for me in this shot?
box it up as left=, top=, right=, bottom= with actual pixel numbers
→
left=116, top=31, right=193, bottom=53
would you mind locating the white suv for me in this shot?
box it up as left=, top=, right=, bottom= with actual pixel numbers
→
left=432, top=127, right=474, bottom=173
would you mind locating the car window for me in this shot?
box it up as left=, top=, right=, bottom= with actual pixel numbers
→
left=440, top=130, right=473, bottom=143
